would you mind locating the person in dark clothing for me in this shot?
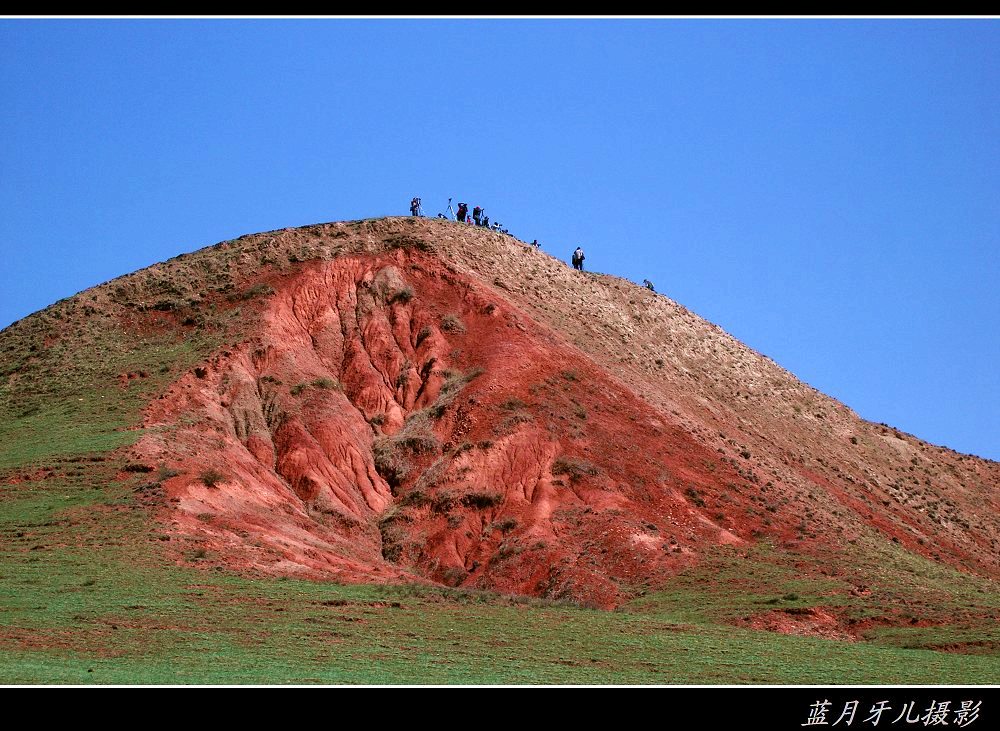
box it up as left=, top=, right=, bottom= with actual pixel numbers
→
left=472, top=206, right=482, bottom=226
left=409, top=197, right=422, bottom=216
left=643, top=279, right=655, bottom=292
left=572, top=247, right=585, bottom=271
left=457, top=202, right=468, bottom=222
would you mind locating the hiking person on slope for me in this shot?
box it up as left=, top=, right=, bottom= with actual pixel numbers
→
left=572, top=247, right=585, bottom=271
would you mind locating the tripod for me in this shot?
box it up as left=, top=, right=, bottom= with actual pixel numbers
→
left=445, top=197, right=456, bottom=220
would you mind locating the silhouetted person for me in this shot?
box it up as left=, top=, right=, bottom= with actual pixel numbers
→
left=643, top=279, right=655, bottom=292
left=457, top=202, right=468, bottom=222
left=473, top=206, right=482, bottom=226
left=572, top=247, right=585, bottom=271
left=410, top=197, right=422, bottom=216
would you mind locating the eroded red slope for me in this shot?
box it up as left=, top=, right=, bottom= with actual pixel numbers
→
left=140, top=249, right=767, bottom=607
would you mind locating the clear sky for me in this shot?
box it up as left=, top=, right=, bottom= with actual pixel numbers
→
left=1, top=18, right=997, bottom=460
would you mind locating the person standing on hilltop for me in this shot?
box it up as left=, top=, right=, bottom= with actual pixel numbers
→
left=457, top=202, right=468, bottom=222
left=472, top=205, right=483, bottom=226
left=572, top=247, right=585, bottom=271
left=410, top=197, right=422, bottom=216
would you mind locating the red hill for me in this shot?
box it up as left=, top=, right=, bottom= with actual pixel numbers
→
left=109, top=217, right=998, bottom=610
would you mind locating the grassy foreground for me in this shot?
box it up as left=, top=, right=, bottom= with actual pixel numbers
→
left=2, top=448, right=998, bottom=684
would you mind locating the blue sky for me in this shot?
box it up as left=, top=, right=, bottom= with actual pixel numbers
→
left=1, top=18, right=997, bottom=460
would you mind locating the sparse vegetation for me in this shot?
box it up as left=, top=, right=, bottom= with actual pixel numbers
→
left=496, top=412, right=534, bottom=434
left=395, top=369, right=411, bottom=389
left=685, top=487, right=706, bottom=508
left=384, top=234, right=433, bottom=252
left=395, top=433, right=440, bottom=455
left=436, top=367, right=484, bottom=402
left=461, top=491, right=504, bottom=509
left=399, top=489, right=430, bottom=508
left=156, top=464, right=181, bottom=481
left=377, top=509, right=410, bottom=562
left=441, top=566, right=469, bottom=587
left=200, top=469, right=225, bottom=488
left=289, top=378, right=341, bottom=396
left=415, top=325, right=433, bottom=347
left=493, top=517, right=518, bottom=533
left=551, top=456, right=599, bottom=482
left=440, top=313, right=466, bottom=333
left=311, top=377, right=340, bottom=390
left=372, top=438, right=410, bottom=489
left=389, top=286, right=414, bottom=305
left=431, top=491, right=455, bottom=514
left=236, top=283, right=275, bottom=301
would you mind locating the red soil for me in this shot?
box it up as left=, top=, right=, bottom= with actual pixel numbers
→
left=138, top=251, right=770, bottom=607
left=740, top=606, right=856, bottom=641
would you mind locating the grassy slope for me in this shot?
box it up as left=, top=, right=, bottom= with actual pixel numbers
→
left=2, top=474, right=998, bottom=685
left=1, top=220, right=997, bottom=684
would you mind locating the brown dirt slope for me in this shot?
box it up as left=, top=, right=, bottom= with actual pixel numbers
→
left=9, top=217, right=1000, bottom=608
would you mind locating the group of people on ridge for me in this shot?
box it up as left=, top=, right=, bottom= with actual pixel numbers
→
left=410, top=196, right=510, bottom=234
left=409, top=196, right=651, bottom=284
left=455, top=202, right=508, bottom=233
